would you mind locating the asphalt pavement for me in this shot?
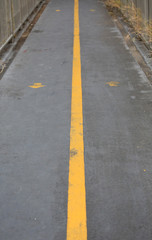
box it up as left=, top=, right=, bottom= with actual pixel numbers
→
left=1, top=0, right=152, bottom=239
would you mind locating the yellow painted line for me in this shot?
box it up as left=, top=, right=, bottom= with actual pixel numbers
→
left=66, top=0, right=87, bottom=239
left=90, top=9, right=96, bottom=12
left=28, top=83, right=45, bottom=88
left=56, top=9, right=61, bottom=12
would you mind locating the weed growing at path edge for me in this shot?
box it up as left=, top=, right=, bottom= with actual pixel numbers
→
left=104, top=0, right=152, bottom=48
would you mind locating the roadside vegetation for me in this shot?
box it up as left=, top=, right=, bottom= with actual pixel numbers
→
left=104, top=0, right=152, bottom=47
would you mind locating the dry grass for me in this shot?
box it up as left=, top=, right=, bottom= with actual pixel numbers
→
left=104, top=0, right=152, bottom=45
left=105, top=0, right=121, bottom=9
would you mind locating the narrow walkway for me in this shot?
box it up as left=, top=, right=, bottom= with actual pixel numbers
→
left=0, top=0, right=152, bottom=239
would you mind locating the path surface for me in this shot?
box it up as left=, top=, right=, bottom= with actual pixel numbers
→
left=1, top=0, right=152, bottom=239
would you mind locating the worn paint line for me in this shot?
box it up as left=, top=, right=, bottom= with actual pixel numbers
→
left=66, top=0, right=87, bottom=239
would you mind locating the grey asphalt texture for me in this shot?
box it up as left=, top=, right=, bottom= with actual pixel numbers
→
left=1, top=0, right=152, bottom=239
